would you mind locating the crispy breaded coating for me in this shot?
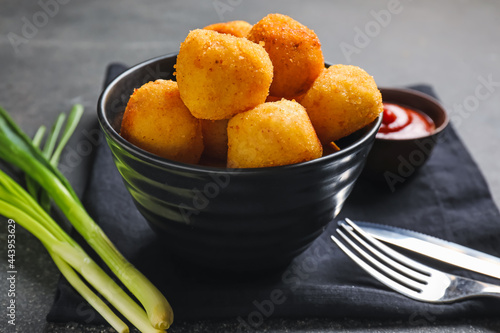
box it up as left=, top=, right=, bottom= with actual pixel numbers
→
left=203, top=20, right=253, bottom=37
left=201, top=119, right=229, bottom=161
left=120, top=79, right=204, bottom=164
left=227, top=99, right=323, bottom=168
left=175, top=29, right=273, bottom=120
left=247, top=13, right=324, bottom=99
left=300, top=65, right=383, bottom=144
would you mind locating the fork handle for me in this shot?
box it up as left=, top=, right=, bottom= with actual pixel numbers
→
left=454, top=277, right=500, bottom=300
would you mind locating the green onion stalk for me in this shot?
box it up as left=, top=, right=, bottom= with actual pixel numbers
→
left=0, top=174, right=146, bottom=333
left=0, top=106, right=173, bottom=331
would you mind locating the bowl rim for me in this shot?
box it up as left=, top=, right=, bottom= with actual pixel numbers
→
left=97, top=53, right=383, bottom=175
left=376, top=87, right=449, bottom=142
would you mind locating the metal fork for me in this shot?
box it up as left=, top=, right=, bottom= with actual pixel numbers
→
left=331, top=218, right=500, bottom=302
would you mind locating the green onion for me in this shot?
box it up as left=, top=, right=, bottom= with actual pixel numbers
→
left=43, top=113, right=66, bottom=159
left=0, top=187, right=162, bottom=333
left=26, top=105, right=84, bottom=212
left=0, top=106, right=173, bottom=332
left=50, top=255, right=129, bottom=333
left=25, top=125, right=46, bottom=201
left=50, top=104, right=84, bottom=166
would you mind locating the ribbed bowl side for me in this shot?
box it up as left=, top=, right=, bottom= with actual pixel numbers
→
left=104, top=132, right=373, bottom=271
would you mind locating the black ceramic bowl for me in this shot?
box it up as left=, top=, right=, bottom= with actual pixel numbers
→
left=363, top=87, right=449, bottom=185
left=97, top=53, right=382, bottom=272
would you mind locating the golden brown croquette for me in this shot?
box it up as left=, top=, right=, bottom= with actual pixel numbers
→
left=227, top=99, right=322, bottom=168
left=120, top=79, right=204, bottom=164
left=300, top=65, right=383, bottom=144
left=247, top=14, right=324, bottom=99
left=175, top=29, right=273, bottom=120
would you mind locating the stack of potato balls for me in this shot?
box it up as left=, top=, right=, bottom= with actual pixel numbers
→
left=120, top=13, right=383, bottom=168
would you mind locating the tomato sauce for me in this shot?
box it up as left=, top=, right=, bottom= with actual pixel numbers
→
left=377, top=103, right=435, bottom=139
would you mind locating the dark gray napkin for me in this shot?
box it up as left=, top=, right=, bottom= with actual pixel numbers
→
left=47, top=65, right=500, bottom=326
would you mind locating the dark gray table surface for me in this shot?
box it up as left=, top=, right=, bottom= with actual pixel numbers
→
left=1, top=0, right=500, bottom=332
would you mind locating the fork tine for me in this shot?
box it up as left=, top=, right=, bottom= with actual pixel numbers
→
left=336, top=227, right=425, bottom=292
left=344, top=218, right=433, bottom=276
left=339, top=222, right=429, bottom=283
left=330, top=234, right=422, bottom=299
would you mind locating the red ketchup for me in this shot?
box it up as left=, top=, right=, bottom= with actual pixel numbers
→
left=377, top=103, right=435, bottom=139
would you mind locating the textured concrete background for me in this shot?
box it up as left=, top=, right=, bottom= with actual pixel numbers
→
left=0, top=0, right=499, bottom=332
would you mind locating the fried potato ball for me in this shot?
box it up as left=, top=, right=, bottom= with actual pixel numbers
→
left=247, top=13, right=324, bottom=100
left=120, top=79, right=204, bottom=164
left=227, top=99, right=323, bottom=168
left=201, top=119, right=229, bottom=161
left=203, top=20, right=252, bottom=37
left=175, top=29, right=273, bottom=120
left=300, top=65, right=383, bottom=144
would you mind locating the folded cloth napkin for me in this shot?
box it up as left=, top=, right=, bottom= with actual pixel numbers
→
left=47, top=64, right=500, bottom=325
